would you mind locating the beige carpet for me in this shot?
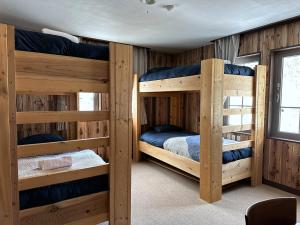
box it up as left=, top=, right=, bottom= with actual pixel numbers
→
left=103, top=161, right=300, bottom=225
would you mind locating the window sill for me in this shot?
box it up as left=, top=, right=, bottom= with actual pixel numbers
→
left=267, top=136, right=300, bottom=144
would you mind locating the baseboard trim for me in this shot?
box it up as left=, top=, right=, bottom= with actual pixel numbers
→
left=263, top=179, right=300, bottom=195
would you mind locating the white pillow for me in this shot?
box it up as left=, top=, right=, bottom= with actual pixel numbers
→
left=224, top=60, right=232, bottom=64
left=42, top=28, right=80, bottom=43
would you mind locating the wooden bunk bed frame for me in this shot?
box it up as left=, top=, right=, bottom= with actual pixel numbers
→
left=133, top=58, right=266, bottom=203
left=0, top=23, right=132, bottom=225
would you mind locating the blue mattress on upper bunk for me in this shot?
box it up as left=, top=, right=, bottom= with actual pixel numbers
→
left=19, top=175, right=108, bottom=210
left=139, top=64, right=255, bottom=82
left=15, top=29, right=109, bottom=60
left=140, top=129, right=252, bottom=164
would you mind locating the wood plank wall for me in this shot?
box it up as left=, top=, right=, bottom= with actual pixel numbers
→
left=147, top=44, right=214, bottom=133
left=239, top=19, right=300, bottom=191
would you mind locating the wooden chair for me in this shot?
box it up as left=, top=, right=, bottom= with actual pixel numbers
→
left=245, top=197, right=297, bottom=225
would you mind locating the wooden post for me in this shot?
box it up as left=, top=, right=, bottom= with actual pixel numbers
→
left=132, top=74, right=141, bottom=161
left=109, top=43, right=132, bottom=225
left=170, top=93, right=181, bottom=127
left=0, top=24, right=19, bottom=225
left=200, top=59, right=224, bottom=203
left=251, top=65, right=266, bottom=186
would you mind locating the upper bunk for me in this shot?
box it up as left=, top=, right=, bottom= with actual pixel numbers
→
left=14, top=28, right=110, bottom=95
left=138, top=59, right=265, bottom=96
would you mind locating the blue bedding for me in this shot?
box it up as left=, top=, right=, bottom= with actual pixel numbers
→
left=15, top=29, right=109, bottom=60
left=140, top=64, right=255, bottom=82
left=20, top=175, right=108, bottom=210
left=140, top=130, right=252, bottom=164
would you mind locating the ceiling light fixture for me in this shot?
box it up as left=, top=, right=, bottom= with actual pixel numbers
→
left=140, top=0, right=156, bottom=5
left=160, top=4, right=176, bottom=11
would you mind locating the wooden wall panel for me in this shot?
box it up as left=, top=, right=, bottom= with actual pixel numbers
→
left=239, top=18, right=300, bottom=191
left=264, top=139, right=300, bottom=190
left=146, top=45, right=213, bottom=133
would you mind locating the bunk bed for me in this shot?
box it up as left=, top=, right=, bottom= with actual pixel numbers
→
left=133, top=58, right=266, bottom=203
left=0, top=23, right=132, bottom=225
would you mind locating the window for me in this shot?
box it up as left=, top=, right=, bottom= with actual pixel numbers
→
left=228, top=96, right=253, bottom=125
left=235, top=53, right=260, bottom=69
left=79, top=92, right=96, bottom=111
left=225, top=54, right=260, bottom=125
left=269, top=48, right=300, bottom=141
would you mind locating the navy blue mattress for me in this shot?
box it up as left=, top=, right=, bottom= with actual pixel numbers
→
left=20, top=174, right=108, bottom=210
left=140, top=64, right=255, bottom=82
left=140, top=130, right=252, bottom=164
left=15, top=29, right=109, bottom=60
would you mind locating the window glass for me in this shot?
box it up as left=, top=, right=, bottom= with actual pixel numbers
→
left=79, top=93, right=95, bottom=111
left=269, top=48, right=300, bottom=140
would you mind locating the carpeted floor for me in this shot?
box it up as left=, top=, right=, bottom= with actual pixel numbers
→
left=103, top=161, right=300, bottom=225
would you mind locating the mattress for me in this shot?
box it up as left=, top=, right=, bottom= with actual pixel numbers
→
left=139, top=64, right=255, bottom=82
left=15, top=29, right=109, bottom=60
left=19, top=150, right=108, bottom=210
left=140, top=130, right=252, bottom=164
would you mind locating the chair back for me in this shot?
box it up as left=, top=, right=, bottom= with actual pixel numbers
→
left=245, top=197, right=297, bottom=225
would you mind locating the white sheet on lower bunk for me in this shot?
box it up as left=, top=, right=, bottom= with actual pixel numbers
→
left=18, top=150, right=106, bottom=179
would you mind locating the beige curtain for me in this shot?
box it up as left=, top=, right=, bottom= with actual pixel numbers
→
left=215, top=34, right=240, bottom=64
left=133, top=46, right=148, bottom=125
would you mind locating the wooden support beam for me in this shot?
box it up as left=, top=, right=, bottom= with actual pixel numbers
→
left=132, top=74, right=141, bottom=161
left=139, top=75, right=201, bottom=92
left=200, top=58, right=224, bottom=203
left=222, top=124, right=254, bottom=133
left=0, top=23, right=19, bottom=225
left=20, top=192, right=109, bottom=225
left=17, top=137, right=109, bottom=158
left=16, top=111, right=109, bottom=124
left=16, top=74, right=109, bottom=94
left=223, top=108, right=254, bottom=116
left=140, top=141, right=200, bottom=177
left=19, top=164, right=109, bottom=191
left=223, top=140, right=253, bottom=152
left=251, top=65, right=267, bottom=186
left=109, top=43, right=132, bottom=225
left=15, top=50, right=109, bottom=81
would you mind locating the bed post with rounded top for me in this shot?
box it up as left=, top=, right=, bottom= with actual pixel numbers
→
left=200, top=58, right=224, bottom=203
left=0, top=23, right=19, bottom=225
left=109, top=42, right=133, bottom=225
left=251, top=65, right=266, bottom=186
left=132, top=74, right=141, bottom=161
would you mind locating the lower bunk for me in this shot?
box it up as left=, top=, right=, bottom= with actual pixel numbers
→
left=18, top=138, right=110, bottom=225
left=139, top=128, right=252, bottom=186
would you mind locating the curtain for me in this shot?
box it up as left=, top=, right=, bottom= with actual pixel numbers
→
left=214, top=34, right=240, bottom=64
left=133, top=46, right=148, bottom=125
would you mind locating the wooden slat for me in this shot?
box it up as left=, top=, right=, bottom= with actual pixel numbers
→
left=20, top=192, right=108, bottom=225
left=15, top=50, right=109, bottom=81
left=222, top=124, right=254, bottom=133
left=223, top=108, right=254, bottom=116
left=224, top=74, right=254, bottom=96
left=200, top=59, right=224, bottom=203
left=223, top=140, right=253, bottom=152
left=17, top=137, right=109, bottom=158
left=19, top=164, right=109, bottom=191
left=109, top=43, right=132, bottom=225
left=252, top=65, right=267, bottom=186
left=170, top=93, right=181, bottom=127
left=222, top=158, right=252, bottom=185
left=139, top=75, right=201, bottom=92
left=0, top=23, right=19, bottom=225
left=16, top=111, right=109, bottom=124
left=139, top=141, right=200, bottom=178
left=16, top=74, right=109, bottom=94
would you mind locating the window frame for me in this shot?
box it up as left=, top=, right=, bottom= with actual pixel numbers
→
left=269, top=47, right=300, bottom=141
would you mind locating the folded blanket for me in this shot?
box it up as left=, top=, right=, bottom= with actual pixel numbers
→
left=38, top=156, right=72, bottom=170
